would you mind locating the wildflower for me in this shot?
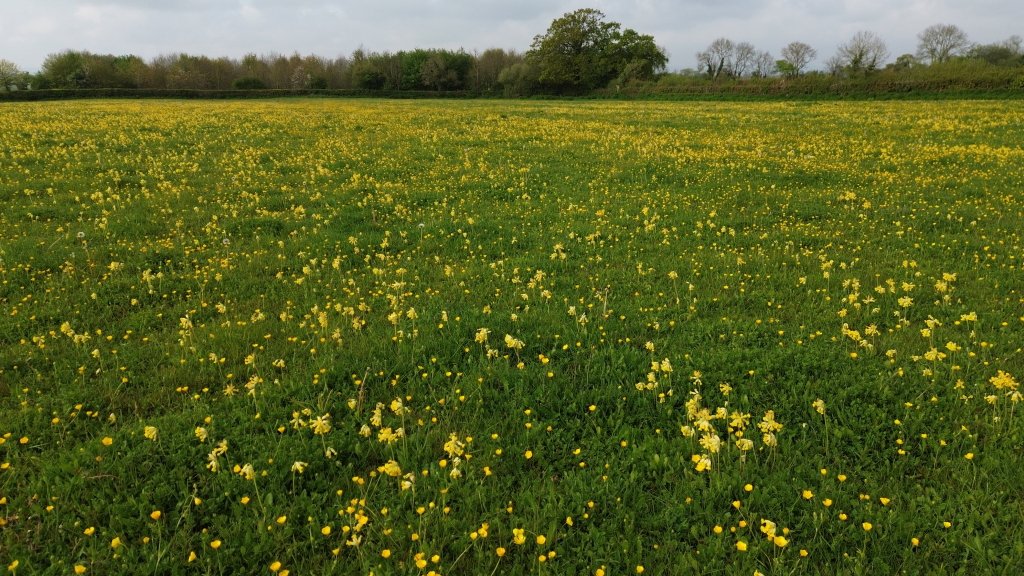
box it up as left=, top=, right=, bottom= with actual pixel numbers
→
left=444, top=434, right=466, bottom=457
left=150, top=510, right=162, bottom=521
left=736, top=540, right=748, bottom=551
left=379, top=460, right=402, bottom=477
left=812, top=399, right=826, bottom=415
left=291, top=461, right=307, bottom=474
left=310, top=414, right=332, bottom=435
left=143, top=426, right=158, bottom=441
left=503, top=334, right=524, bottom=350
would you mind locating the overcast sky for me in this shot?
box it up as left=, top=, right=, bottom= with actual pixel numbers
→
left=2, top=1, right=1021, bottom=72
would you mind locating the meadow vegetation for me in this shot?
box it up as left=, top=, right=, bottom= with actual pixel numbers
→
left=0, top=99, right=1022, bottom=574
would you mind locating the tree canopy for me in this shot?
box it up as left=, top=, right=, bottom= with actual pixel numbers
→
left=527, top=9, right=666, bottom=93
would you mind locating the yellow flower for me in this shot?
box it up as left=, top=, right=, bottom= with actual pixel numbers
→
left=381, top=549, right=392, bottom=558
left=536, top=535, right=546, bottom=545
left=101, top=437, right=113, bottom=447
left=496, top=547, right=506, bottom=557
left=150, top=510, right=162, bottom=520
left=210, top=539, right=222, bottom=549
left=143, top=426, right=158, bottom=441
left=802, top=489, right=814, bottom=500
left=269, top=561, right=282, bottom=571
left=862, top=522, right=873, bottom=532
left=74, top=565, right=87, bottom=574
left=736, top=540, right=748, bottom=552
left=111, top=537, right=122, bottom=549
left=773, top=535, right=789, bottom=547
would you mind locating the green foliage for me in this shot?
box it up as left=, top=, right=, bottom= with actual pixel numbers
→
left=966, top=36, right=1024, bottom=67
left=497, top=63, right=538, bottom=97
left=351, top=60, right=386, bottom=90
left=41, top=50, right=92, bottom=88
left=0, top=59, right=23, bottom=91
left=232, top=77, right=267, bottom=90
left=527, top=8, right=666, bottom=93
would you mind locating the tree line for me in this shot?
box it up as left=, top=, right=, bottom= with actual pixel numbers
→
left=1, top=11, right=1021, bottom=97
left=693, top=25, right=1022, bottom=80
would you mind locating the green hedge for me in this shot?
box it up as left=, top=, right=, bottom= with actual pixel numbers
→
left=1, top=79, right=1021, bottom=102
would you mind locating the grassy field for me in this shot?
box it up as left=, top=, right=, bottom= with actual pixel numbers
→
left=1, top=98, right=1022, bottom=575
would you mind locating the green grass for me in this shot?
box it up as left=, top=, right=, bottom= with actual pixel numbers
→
left=1, top=98, right=1023, bottom=575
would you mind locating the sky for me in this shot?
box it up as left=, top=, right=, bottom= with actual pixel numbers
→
left=2, top=0, right=1022, bottom=73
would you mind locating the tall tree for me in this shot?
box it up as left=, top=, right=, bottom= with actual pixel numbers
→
left=732, top=42, right=756, bottom=77
left=527, top=9, right=665, bottom=92
left=779, top=41, right=816, bottom=76
left=421, top=53, right=457, bottom=91
left=833, top=31, right=889, bottom=75
left=473, top=48, right=522, bottom=93
left=751, top=51, right=775, bottom=78
left=697, top=38, right=735, bottom=79
left=0, top=59, right=22, bottom=90
left=916, top=24, right=970, bottom=64
left=528, top=8, right=620, bottom=91
left=613, top=28, right=668, bottom=82
left=41, top=50, right=91, bottom=88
